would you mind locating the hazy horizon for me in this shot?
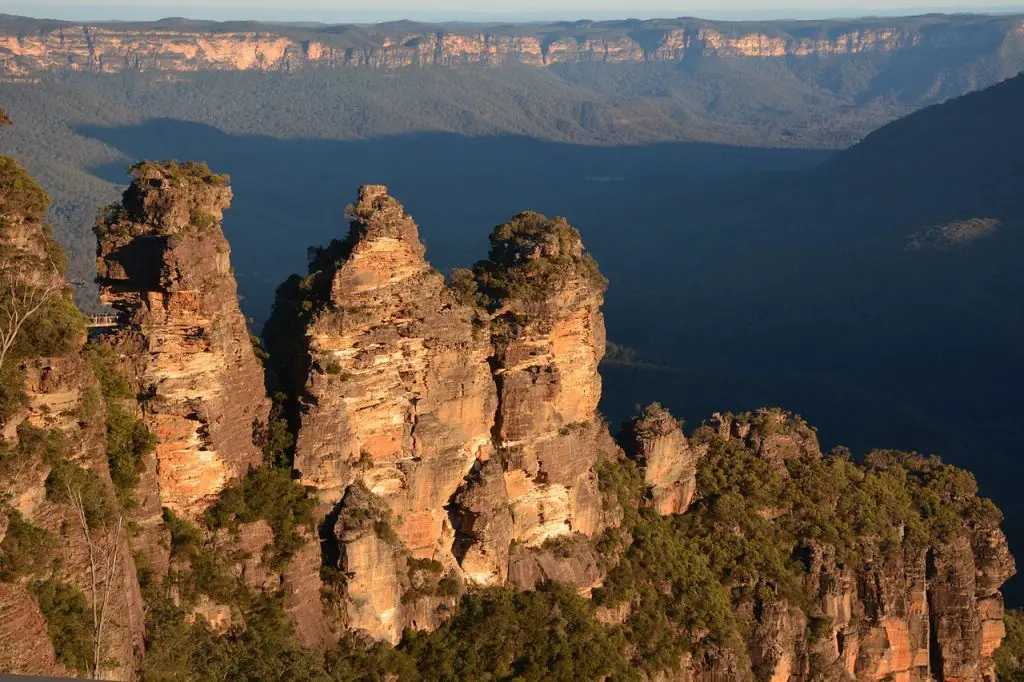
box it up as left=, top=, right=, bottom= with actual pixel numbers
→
left=5, top=1, right=1024, bottom=23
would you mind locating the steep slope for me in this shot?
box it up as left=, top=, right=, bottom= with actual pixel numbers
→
left=0, top=155, right=144, bottom=679
left=0, top=152, right=1019, bottom=679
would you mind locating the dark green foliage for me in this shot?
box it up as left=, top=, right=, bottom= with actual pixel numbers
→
left=162, top=508, right=203, bottom=559
left=996, top=609, right=1024, bottom=681
left=141, top=589, right=327, bottom=682
left=130, top=160, right=228, bottom=187
left=401, top=582, right=633, bottom=682
left=104, top=405, right=156, bottom=505
left=31, top=578, right=93, bottom=675
left=249, top=333, right=269, bottom=366
left=45, top=460, right=116, bottom=529
left=0, top=363, right=26, bottom=425
left=0, top=510, right=55, bottom=581
left=473, top=212, right=606, bottom=309
left=84, top=342, right=156, bottom=505
left=252, top=399, right=295, bottom=470
left=83, top=342, right=132, bottom=400
left=596, top=505, right=739, bottom=671
left=0, top=155, right=49, bottom=224
left=0, top=423, right=70, bottom=478
left=9, top=292, right=84, bottom=359
left=446, top=268, right=480, bottom=308
left=204, top=466, right=315, bottom=562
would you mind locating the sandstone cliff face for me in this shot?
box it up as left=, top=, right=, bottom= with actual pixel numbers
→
left=626, top=403, right=702, bottom=516
left=94, top=162, right=270, bottom=519
left=1, top=16, right=1022, bottom=75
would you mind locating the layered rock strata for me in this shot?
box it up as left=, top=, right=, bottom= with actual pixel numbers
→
left=473, top=212, right=610, bottom=548
left=270, top=184, right=497, bottom=567
left=266, top=188, right=617, bottom=638
left=93, top=162, right=270, bottom=518
left=2, top=16, right=1022, bottom=75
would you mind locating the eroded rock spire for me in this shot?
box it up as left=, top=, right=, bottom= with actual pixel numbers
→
left=94, top=161, right=270, bottom=518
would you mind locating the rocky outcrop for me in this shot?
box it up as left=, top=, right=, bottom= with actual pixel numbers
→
left=94, top=161, right=270, bottom=519
left=265, top=188, right=618, bottom=636
left=701, top=412, right=1016, bottom=682
left=626, top=403, right=702, bottom=516
left=1, top=15, right=1022, bottom=76
left=713, top=408, right=821, bottom=466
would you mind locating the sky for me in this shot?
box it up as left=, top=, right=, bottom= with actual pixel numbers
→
left=4, top=0, right=1024, bottom=22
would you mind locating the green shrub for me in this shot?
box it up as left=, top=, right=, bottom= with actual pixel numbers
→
left=11, top=293, right=84, bottom=359
left=105, top=404, right=156, bottom=505
left=0, top=424, right=70, bottom=473
left=0, top=363, right=26, bottom=425
left=45, top=460, right=116, bottom=529
left=0, top=156, right=50, bottom=224
left=401, top=582, right=631, bottom=681
left=473, top=212, right=606, bottom=309
left=447, top=268, right=480, bottom=307
left=0, top=511, right=55, bottom=581
left=84, top=342, right=157, bottom=506
left=83, top=343, right=132, bottom=400
left=996, top=609, right=1024, bottom=681
left=31, top=578, right=93, bottom=675
left=205, top=467, right=315, bottom=562
left=130, top=160, right=229, bottom=187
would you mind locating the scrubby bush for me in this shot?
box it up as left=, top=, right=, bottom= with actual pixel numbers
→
left=84, top=342, right=157, bottom=506
left=31, top=578, right=93, bottom=675
left=129, top=160, right=229, bottom=187
left=45, top=460, right=117, bottom=529
left=996, top=609, right=1024, bottom=681
left=0, top=156, right=50, bottom=224
left=472, top=212, right=606, bottom=309
left=0, top=510, right=55, bottom=581
left=204, top=466, right=315, bottom=561
left=401, top=582, right=631, bottom=681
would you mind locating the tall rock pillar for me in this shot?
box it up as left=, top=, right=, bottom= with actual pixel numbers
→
left=94, top=161, right=269, bottom=518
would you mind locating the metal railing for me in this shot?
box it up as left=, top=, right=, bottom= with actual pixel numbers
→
left=85, top=314, right=119, bottom=328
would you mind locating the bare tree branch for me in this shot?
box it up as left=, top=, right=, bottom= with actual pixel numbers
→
left=67, top=484, right=124, bottom=680
left=0, top=249, right=64, bottom=373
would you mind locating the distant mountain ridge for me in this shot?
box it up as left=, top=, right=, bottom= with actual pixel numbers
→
left=1, top=12, right=1023, bottom=75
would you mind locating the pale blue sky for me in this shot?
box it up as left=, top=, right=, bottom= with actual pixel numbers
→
left=5, top=0, right=1024, bottom=22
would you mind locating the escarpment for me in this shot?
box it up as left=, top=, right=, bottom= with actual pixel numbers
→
left=1, top=15, right=1023, bottom=75
left=93, top=161, right=270, bottom=519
